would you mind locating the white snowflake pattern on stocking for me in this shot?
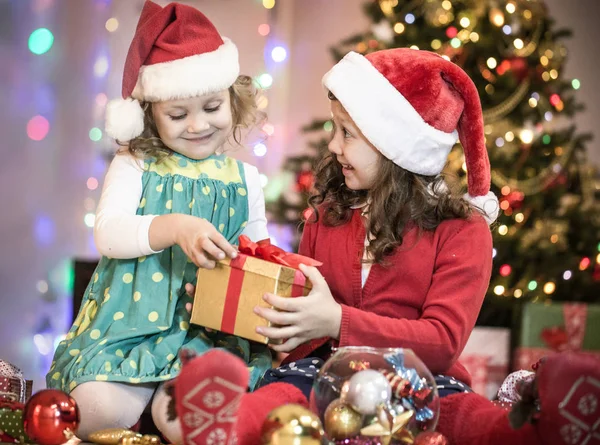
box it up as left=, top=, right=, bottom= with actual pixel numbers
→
left=203, top=390, right=226, bottom=409
left=206, top=428, right=228, bottom=445
left=577, top=393, right=597, bottom=416
left=558, top=376, right=600, bottom=444
left=561, top=424, right=583, bottom=445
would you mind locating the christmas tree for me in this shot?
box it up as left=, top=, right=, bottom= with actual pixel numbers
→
left=267, top=0, right=600, bottom=325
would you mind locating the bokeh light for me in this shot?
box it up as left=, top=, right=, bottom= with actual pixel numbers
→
left=94, top=55, right=109, bottom=78
left=89, top=127, right=102, bottom=142
left=28, top=28, right=54, bottom=55
left=271, top=46, right=287, bottom=62
left=258, top=24, right=270, bottom=36
left=257, top=73, right=273, bottom=89
left=87, top=177, right=99, bottom=190
left=263, top=0, right=275, bottom=9
left=27, top=115, right=50, bottom=141
left=253, top=143, right=267, bottom=157
left=95, top=93, right=108, bottom=107
left=105, top=18, right=119, bottom=32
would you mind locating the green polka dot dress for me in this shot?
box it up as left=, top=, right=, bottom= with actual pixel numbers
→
left=46, top=153, right=271, bottom=393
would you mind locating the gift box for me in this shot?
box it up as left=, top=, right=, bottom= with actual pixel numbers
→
left=459, top=327, right=511, bottom=399
left=0, top=401, right=31, bottom=443
left=513, top=302, right=600, bottom=371
left=0, top=360, right=33, bottom=404
left=191, top=235, right=321, bottom=344
left=0, top=377, right=32, bottom=404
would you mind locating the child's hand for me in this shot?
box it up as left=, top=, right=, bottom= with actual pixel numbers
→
left=253, top=264, right=342, bottom=352
left=184, top=283, right=195, bottom=313
left=175, top=215, right=237, bottom=268
left=184, top=283, right=215, bottom=333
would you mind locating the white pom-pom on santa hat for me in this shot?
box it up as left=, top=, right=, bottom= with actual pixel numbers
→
left=105, top=1, right=240, bottom=142
left=323, top=48, right=500, bottom=224
left=105, top=98, right=145, bottom=142
left=464, top=191, right=499, bottom=225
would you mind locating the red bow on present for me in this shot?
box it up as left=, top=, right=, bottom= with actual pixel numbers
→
left=237, top=235, right=322, bottom=269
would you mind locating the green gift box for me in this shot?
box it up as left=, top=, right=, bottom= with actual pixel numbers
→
left=513, top=302, right=600, bottom=371
left=0, top=403, right=31, bottom=443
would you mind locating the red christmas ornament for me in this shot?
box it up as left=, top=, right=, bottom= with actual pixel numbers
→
left=504, top=191, right=524, bottom=209
left=414, top=431, right=449, bottom=445
left=296, top=170, right=315, bottom=193
left=23, top=389, right=80, bottom=445
left=508, top=57, right=529, bottom=81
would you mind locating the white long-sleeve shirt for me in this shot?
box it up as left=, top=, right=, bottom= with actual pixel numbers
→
left=93, top=153, right=268, bottom=259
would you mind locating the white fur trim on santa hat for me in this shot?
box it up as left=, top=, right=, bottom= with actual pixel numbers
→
left=323, top=51, right=458, bottom=176
left=131, top=38, right=239, bottom=102
left=464, top=191, right=499, bottom=225
left=105, top=97, right=145, bottom=141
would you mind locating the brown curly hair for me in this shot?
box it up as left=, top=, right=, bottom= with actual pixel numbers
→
left=117, top=75, right=264, bottom=160
left=308, top=98, right=473, bottom=265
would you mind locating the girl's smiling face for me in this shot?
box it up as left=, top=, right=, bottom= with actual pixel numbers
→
left=327, top=100, right=382, bottom=190
left=152, top=90, right=232, bottom=160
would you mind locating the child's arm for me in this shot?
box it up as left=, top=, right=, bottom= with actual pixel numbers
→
left=94, top=153, right=160, bottom=259
left=241, top=164, right=269, bottom=242
left=95, top=153, right=236, bottom=265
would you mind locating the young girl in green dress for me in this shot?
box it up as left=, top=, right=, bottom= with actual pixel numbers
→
left=46, top=1, right=271, bottom=440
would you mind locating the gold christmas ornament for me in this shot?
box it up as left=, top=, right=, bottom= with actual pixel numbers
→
left=360, top=405, right=414, bottom=445
left=88, top=428, right=162, bottom=445
left=323, top=398, right=363, bottom=440
left=261, top=404, right=325, bottom=445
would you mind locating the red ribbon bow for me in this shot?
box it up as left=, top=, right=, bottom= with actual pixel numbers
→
left=238, top=235, right=322, bottom=268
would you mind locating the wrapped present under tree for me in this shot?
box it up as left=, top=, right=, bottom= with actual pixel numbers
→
left=513, top=302, right=600, bottom=371
left=459, top=327, right=511, bottom=399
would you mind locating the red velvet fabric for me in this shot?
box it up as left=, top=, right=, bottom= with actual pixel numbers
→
left=122, top=1, right=224, bottom=97
left=365, top=48, right=490, bottom=196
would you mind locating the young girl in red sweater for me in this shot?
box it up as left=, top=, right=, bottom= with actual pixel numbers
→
left=170, top=48, right=600, bottom=445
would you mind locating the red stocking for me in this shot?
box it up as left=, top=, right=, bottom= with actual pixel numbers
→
left=437, top=352, right=600, bottom=445
left=175, top=349, right=308, bottom=445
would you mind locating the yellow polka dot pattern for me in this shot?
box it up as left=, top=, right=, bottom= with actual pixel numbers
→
left=46, top=153, right=266, bottom=393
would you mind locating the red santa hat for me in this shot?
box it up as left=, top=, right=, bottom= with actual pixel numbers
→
left=105, top=1, right=239, bottom=142
left=322, top=48, right=499, bottom=224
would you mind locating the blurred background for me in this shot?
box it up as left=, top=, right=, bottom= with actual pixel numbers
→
left=1, top=0, right=599, bottom=398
